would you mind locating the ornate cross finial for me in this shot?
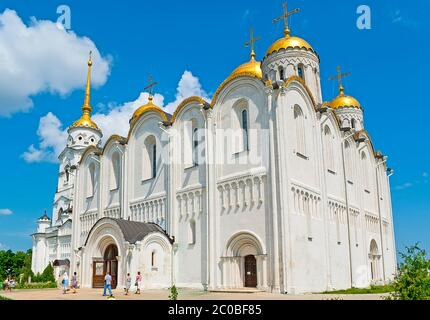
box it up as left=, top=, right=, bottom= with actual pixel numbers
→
left=244, top=27, right=261, bottom=60
left=329, top=66, right=351, bottom=96
left=144, top=75, right=158, bottom=101
left=272, top=0, right=300, bottom=37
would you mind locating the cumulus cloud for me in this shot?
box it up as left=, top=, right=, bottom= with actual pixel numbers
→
left=22, top=112, right=68, bottom=163
left=0, top=9, right=111, bottom=116
left=164, top=71, right=210, bottom=114
left=0, top=243, right=9, bottom=250
left=23, top=71, right=209, bottom=163
left=0, top=208, right=13, bottom=216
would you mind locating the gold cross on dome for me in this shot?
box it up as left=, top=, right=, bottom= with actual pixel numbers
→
left=329, top=66, right=351, bottom=95
left=144, top=75, right=158, bottom=97
left=244, top=27, right=261, bottom=59
left=272, top=0, right=300, bottom=36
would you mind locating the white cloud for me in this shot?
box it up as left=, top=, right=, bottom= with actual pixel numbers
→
left=0, top=208, right=13, bottom=216
left=22, top=112, right=68, bottom=163
left=23, top=71, right=209, bottom=162
left=0, top=9, right=111, bottom=116
left=164, top=71, right=210, bottom=114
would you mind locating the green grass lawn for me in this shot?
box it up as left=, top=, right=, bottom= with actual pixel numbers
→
left=0, top=295, right=12, bottom=300
left=322, top=285, right=394, bottom=295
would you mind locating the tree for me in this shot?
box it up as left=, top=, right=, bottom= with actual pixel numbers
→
left=0, top=249, right=32, bottom=281
left=390, top=243, right=430, bottom=300
left=39, top=264, right=55, bottom=283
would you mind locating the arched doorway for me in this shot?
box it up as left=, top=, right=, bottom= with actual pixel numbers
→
left=223, top=232, right=267, bottom=290
left=92, top=244, right=118, bottom=289
left=244, top=255, right=257, bottom=288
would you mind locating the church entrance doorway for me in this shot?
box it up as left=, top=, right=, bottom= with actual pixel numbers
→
left=92, top=244, right=118, bottom=289
left=244, top=255, right=257, bottom=288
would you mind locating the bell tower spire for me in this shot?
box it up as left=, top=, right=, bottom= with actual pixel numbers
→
left=69, top=51, right=102, bottom=134
left=83, top=51, right=93, bottom=114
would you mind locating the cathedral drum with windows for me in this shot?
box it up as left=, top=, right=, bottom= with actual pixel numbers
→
left=31, top=5, right=396, bottom=294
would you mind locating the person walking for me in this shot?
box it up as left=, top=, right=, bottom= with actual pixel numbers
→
left=8, top=278, right=15, bottom=292
left=135, top=271, right=142, bottom=294
left=103, top=272, right=114, bottom=298
left=62, top=272, right=69, bottom=294
left=70, top=272, right=78, bottom=294
left=125, top=273, right=132, bottom=295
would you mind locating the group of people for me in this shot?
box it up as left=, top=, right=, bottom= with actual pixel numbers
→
left=59, top=271, right=144, bottom=299
left=2, top=277, right=16, bottom=292
left=61, top=272, right=78, bottom=294
left=103, top=271, right=143, bottom=298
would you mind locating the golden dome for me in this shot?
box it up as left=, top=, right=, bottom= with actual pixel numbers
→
left=329, top=86, right=361, bottom=110
left=266, top=29, right=314, bottom=57
left=131, top=95, right=167, bottom=122
left=228, top=54, right=263, bottom=81
left=71, top=114, right=101, bottom=131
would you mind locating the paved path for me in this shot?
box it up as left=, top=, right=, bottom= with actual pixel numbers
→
left=0, top=288, right=388, bottom=300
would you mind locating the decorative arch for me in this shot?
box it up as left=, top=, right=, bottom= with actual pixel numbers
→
left=225, top=231, right=265, bottom=257
left=211, top=74, right=264, bottom=107
left=211, top=76, right=266, bottom=109
left=170, top=96, right=208, bottom=123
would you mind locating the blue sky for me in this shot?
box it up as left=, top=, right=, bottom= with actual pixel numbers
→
left=0, top=0, right=429, bottom=256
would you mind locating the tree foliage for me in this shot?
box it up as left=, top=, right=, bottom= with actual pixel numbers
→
left=33, top=263, right=55, bottom=283
left=390, top=243, right=430, bottom=300
left=0, top=249, right=32, bottom=282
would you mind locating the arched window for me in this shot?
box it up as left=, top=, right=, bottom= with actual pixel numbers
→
left=324, top=126, right=335, bottom=171
left=110, top=152, right=121, bottom=191
left=297, top=64, right=305, bottom=81
left=184, top=119, right=201, bottom=168
left=151, top=250, right=157, bottom=268
left=193, top=127, right=199, bottom=165
left=361, top=152, right=370, bottom=189
left=87, top=162, right=96, bottom=198
left=351, top=118, right=356, bottom=129
left=344, top=141, right=354, bottom=181
left=231, top=100, right=249, bottom=154
left=241, top=109, right=249, bottom=151
left=294, top=105, right=306, bottom=156
left=143, top=136, right=157, bottom=181
left=279, top=66, right=285, bottom=80
left=188, top=219, right=196, bottom=245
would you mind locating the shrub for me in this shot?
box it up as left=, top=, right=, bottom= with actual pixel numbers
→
left=15, top=282, right=57, bottom=289
left=389, top=243, right=430, bottom=300
left=169, top=285, right=178, bottom=300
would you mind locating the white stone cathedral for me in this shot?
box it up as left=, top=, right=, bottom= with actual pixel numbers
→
left=31, top=8, right=397, bottom=294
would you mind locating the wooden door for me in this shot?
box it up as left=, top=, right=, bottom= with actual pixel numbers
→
left=244, top=255, right=257, bottom=288
left=92, top=261, right=105, bottom=288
